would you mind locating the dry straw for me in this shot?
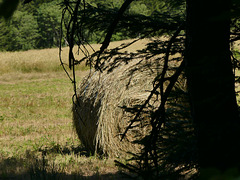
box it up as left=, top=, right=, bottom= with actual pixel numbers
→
left=72, top=52, right=183, bottom=157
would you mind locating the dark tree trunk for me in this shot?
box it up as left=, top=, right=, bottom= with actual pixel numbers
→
left=186, top=0, right=240, bottom=170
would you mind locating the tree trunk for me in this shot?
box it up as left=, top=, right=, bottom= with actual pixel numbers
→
left=186, top=0, right=240, bottom=170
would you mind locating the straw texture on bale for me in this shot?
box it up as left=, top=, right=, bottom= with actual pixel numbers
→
left=72, top=57, right=181, bottom=157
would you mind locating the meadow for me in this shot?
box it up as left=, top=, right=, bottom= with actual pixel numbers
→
left=0, top=40, right=147, bottom=179
left=1, top=39, right=240, bottom=179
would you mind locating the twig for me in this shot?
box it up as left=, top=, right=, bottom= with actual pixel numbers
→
left=59, top=8, right=73, bottom=82
left=95, top=0, right=135, bottom=70
left=121, top=25, right=184, bottom=140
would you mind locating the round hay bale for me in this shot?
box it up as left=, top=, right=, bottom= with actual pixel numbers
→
left=72, top=57, right=182, bottom=157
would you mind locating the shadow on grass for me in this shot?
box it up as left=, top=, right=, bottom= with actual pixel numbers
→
left=0, top=156, right=129, bottom=180
left=0, top=144, right=130, bottom=180
left=38, top=143, right=92, bottom=157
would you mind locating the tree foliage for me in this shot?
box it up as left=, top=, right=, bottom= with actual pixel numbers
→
left=0, top=0, right=64, bottom=51
left=0, top=11, right=39, bottom=51
left=0, top=0, right=182, bottom=51
left=37, top=1, right=62, bottom=48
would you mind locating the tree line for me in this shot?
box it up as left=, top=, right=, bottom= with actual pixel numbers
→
left=0, top=0, right=62, bottom=51
left=0, top=0, right=183, bottom=51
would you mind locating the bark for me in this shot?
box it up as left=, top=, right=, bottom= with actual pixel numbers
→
left=186, top=0, right=240, bottom=170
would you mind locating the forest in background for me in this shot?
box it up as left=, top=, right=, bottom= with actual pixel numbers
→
left=0, top=0, right=184, bottom=51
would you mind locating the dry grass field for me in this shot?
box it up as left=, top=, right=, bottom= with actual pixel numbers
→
left=1, top=38, right=240, bottom=179
left=0, top=39, right=148, bottom=75
left=0, top=39, right=150, bottom=180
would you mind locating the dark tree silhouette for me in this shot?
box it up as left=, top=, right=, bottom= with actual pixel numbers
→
left=186, top=0, right=240, bottom=171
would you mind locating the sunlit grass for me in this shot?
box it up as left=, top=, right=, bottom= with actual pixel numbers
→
left=0, top=72, right=74, bottom=157
left=0, top=41, right=140, bottom=179
left=0, top=39, right=149, bottom=75
left=0, top=71, right=124, bottom=179
left=0, top=47, right=88, bottom=74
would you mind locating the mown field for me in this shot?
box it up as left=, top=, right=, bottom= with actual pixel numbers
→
left=0, top=39, right=148, bottom=179
left=1, top=39, right=240, bottom=180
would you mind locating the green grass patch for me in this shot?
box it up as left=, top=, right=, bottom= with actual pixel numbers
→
left=0, top=40, right=153, bottom=179
left=0, top=71, right=122, bottom=179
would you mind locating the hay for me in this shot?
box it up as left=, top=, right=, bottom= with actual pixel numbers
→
left=72, top=57, right=182, bottom=157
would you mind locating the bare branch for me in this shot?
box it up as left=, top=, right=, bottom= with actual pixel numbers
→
left=96, top=0, right=135, bottom=70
